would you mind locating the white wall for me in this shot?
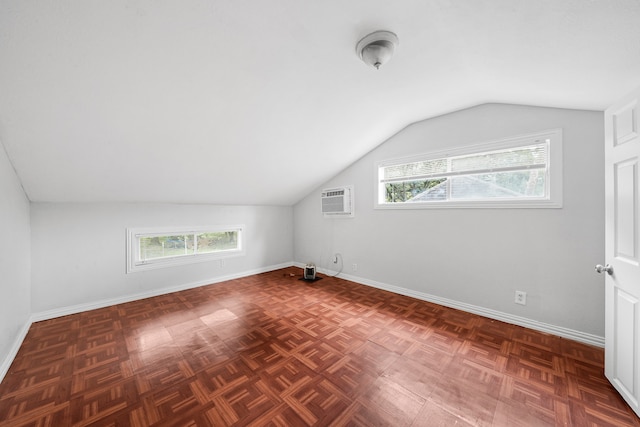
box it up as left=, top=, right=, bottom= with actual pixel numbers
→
left=294, top=104, right=605, bottom=339
left=0, top=142, right=31, bottom=377
left=31, top=203, right=292, bottom=314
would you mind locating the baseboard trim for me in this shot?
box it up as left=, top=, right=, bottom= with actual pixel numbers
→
left=3, top=262, right=603, bottom=385
left=0, top=262, right=294, bottom=384
left=31, top=262, right=294, bottom=323
left=0, top=318, right=32, bottom=384
left=296, top=263, right=605, bottom=348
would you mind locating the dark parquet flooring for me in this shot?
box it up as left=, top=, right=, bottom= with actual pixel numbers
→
left=0, top=267, right=638, bottom=426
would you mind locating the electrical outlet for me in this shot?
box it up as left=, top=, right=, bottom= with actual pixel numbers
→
left=220, top=259, right=226, bottom=268
left=352, top=263, right=357, bottom=271
left=515, top=290, right=527, bottom=305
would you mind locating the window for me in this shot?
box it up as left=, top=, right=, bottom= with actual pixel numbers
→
left=375, top=129, right=562, bottom=209
left=127, top=225, right=244, bottom=273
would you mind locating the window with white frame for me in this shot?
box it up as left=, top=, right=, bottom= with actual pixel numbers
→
left=127, top=225, right=244, bottom=273
left=376, top=129, right=562, bottom=208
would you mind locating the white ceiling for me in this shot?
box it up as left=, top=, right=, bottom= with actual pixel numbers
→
left=1, top=0, right=639, bottom=206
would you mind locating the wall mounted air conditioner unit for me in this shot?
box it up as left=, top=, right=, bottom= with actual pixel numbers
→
left=321, top=186, right=354, bottom=218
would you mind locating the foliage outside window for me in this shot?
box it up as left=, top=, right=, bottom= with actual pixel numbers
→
left=376, top=129, right=562, bottom=209
left=127, top=226, right=244, bottom=273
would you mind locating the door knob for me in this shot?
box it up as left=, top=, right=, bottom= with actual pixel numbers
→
left=595, top=264, right=613, bottom=275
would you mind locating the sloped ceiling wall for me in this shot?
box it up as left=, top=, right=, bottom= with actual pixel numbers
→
left=0, top=0, right=638, bottom=205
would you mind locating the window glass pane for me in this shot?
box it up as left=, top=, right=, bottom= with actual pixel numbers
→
left=385, top=178, right=446, bottom=202
left=383, top=158, right=447, bottom=180
left=140, top=234, right=195, bottom=261
left=450, top=144, right=546, bottom=173
left=128, top=226, right=245, bottom=273
left=196, top=231, right=239, bottom=254
left=450, top=170, right=545, bottom=200
left=377, top=131, right=557, bottom=207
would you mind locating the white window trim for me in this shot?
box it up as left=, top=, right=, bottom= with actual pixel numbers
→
left=374, top=129, right=563, bottom=209
left=126, top=225, right=245, bottom=273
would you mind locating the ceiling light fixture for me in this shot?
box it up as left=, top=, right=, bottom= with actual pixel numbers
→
left=356, top=30, right=399, bottom=70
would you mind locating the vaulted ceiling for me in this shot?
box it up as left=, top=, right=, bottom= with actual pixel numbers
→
left=1, top=0, right=639, bottom=206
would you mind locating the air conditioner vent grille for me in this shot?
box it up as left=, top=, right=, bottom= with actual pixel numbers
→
left=321, top=186, right=354, bottom=218
left=323, top=190, right=345, bottom=197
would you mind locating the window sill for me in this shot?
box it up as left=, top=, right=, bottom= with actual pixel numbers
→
left=374, top=199, right=562, bottom=209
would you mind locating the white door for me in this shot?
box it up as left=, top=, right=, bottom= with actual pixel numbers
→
left=603, top=87, right=640, bottom=418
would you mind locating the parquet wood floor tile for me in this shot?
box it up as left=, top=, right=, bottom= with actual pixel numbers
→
left=1, top=267, right=639, bottom=426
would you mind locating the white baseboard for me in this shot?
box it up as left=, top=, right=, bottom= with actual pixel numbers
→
left=294, top=263, right=605, bottom=348
left=30, top=262, right=293, bottom=322
left=0, top=318, right=32, bottom=384
left=0, top=262, right=294, bottom=384
left=2, top=261, right=604, bottom=385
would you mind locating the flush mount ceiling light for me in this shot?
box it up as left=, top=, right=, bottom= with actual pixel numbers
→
left=356, top=30, right=399, bottom=70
